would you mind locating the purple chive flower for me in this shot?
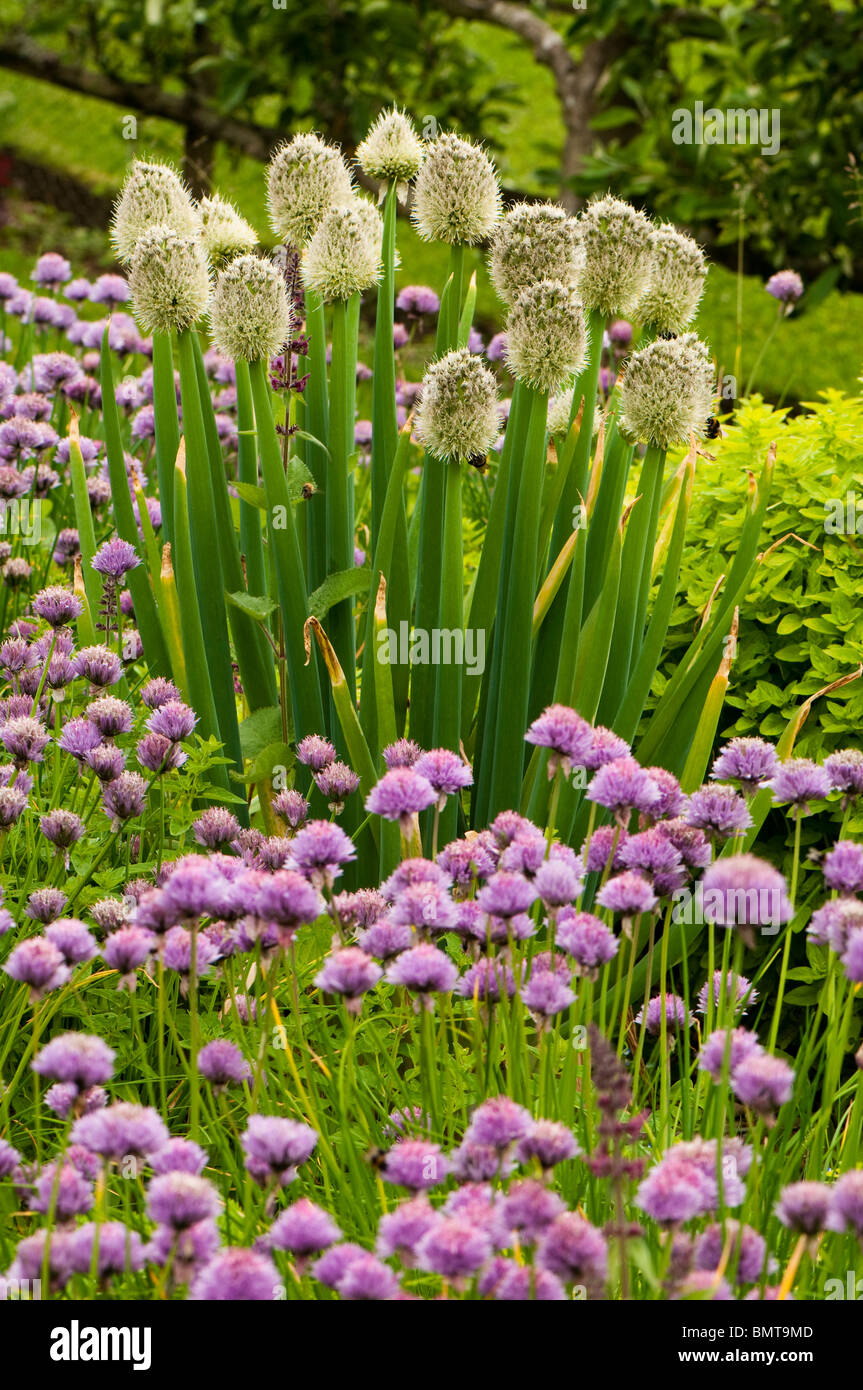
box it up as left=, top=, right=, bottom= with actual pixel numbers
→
left=32, top=585, right=83, bottom=628
left=495, top=1265, right=566, bottom=1301
left=824, top=749, right=863, bottom=805
left=102, top=926, right=155, bottom=989
left=87, top=696, right=133, bottom=738
left=841, top=932, right=863, bottom=984
left=636, top=993, right=692, bottom=1035
left=383, top=738, right=422, bottom=770
left=525, top=703, right=593, bottom=778
left=636, top=1145, right=724, bottom=1225
left=27, top=1162, right=94, bottom=1220
left=4, top=937, right=70, bottom=998
left=32, top=252, right=71, bottom=287
left=290, top=820, right=356, bottom=888
left=767, top=758, right=831, bottom=812
left=146, top=700, right=197, bottom=742
left=397, top=285, right=440, bottom=316
left=40, top=808, right=84, bottom=851
left=413, top=749, right=473, bottom=804
left=522, top=970, right=576, bottom=1022
left=587, top=756, right=661, bottom=823
left=33, top=1032, right=114, bottom=1091
left=537, top=1213, right=608, bottom=1288
left=74, top=645, right=122, bottom=687
left=267, top=1199, right=341, bottom=1257
left=620, top=827, right=684, bottom=895
left=1, top=715, right=50, bottom=765
left=642, top=765, right=686, bottom=818
left=711, top=737, right=779, bottom=794
left=810, top=897, right=863, bottom=952
left=456, top=957, right=519, bottom=1003
left=0, top=784, right=28, bottom=830
left=141, top=677, right=181, bottom=709
left=91, top=536, right=141, bottom=580
left=596, top=871, right=657, bottom=916
left=85, top=744, right=127, bottom=782
left=654, top=818, right=712, bottom=871
left=501, top=1179, right=565, bottom=1242
left=272, top=788, right=310, bottom=828
left=823, top=840, right=863, bottom=894
left=828, top=1172, right=863, bottom=1236
left=359, top=920, right=417, bottom=959
left=436, top=831, right=498, bottom=888
left=25, top=887, right=68, bottom=924
left=137, top=733, right=186, bottom=773
left=296, top=734, right=336, bottom=771
left=376, top=1196, right=439, bottom=1264
left=336, top=1253, right=401, bottom=1300
left=365, top=767, right=437, bottom=828
left=150, top=1139, right=208, bottom=1176
left=385, top=942, right=458, bottom=1001
left=382, top=1139, right=450, bottom=1191
left=765, top=270, right=803, bottom=304
left=90, top=273, right=130, bottom=307
left=466, top=1096, right=532, bottom=1150
left=731, top=1052, right=794, bottom=1113
left=71, top=1102, right=169, bottom=1159
left=697, top=970, right=757, bottom=1016
left=582, top=727, right=631, bottom=772
left=477, top=871, right=538, bottom=919
left=103, top=771, right=148, bottom=823
left=62, top=1221, right=145, bottom=1279
left=776, top=1181, right=832, bottom=1235
left=312, top=1242, right=367, bottom=1289
left=415, top=1219, right=492, bottom=1280
left=580, top=824, right=627, bottom=875
left=191, top=1247, right=280, bottom=1301
left=147, top=1172, right=221, bottom=1229
left=58, top=716, right=103, bottom=760
left=315, top=947, right=382, bottom=1009
left=486, top=331, right=508, bottom=362
left=516, top=1120, right=579, bottom=1170
left=533, top=858, right=582, bottom=907
left=382, top=857, right=451, bottom=900
left=0, top=1137, right=22, bottom=1178
left=241, top=1114, right=318, bottom=1188
left=685, top=784, right=752, bottom=840
left=556, top=909, right=619, bottom=975
left=698, top=1027, right=763, bottom=1082
left=162, top=926, right=219, bottom=986
left=388, top=880, right=456, bottom=933
left=701, top=853, right=792, bottom=944
left=314, top=760, right=360, bottom=811
left=332, top=887, right=386, bottom=930
left=197, top=1039, right=252, bottom=1089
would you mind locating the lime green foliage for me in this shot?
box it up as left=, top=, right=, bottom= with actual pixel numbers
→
left=663, top=390, right=863, bottom=758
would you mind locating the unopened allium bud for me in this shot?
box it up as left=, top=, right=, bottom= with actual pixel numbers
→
left=197, top=195, right=257, bottom=267
left=266, top=133, right=354, bottom=248
left=302, top=201, right=382, bottom=302
left=489, top=203, right=584, bottom=306
left=636, top=224, right=707, bottom=335
left=415, top=347, right=499, bottom=463
left=577, top=194, right=654, bottom=319
left=111, top=160, right=200, bottom=265
left=505, top=281, right=588, bottom=394
left=129, top=228, right=210, bottom=336
left=356, top=107, right=424, bottom=184
left=209, top=255, right=291, bottom=362
left=411, top=134, right=501, bottom=246
left=619, top=333, right=714, bottom=450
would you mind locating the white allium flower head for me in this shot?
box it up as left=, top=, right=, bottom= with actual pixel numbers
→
left=356, top=107, right=424, bottom=184
left=619, top=332, right=715, bottom=450
left=302, top=199, right=382, bottom=302
left=129, top=226, right=210, bottom=335
left=197, top=195, right=258, bottom=267
left=636, top=224, right=708, bottom=334
left=504, top=280, right=589, bottom=395
left=411, top=133, right=502, bottom=245
left=547, top=388, right=575, bottom=438
left=266, top=133, right=354, bottom=248
left=489, top=202, right=584, bottom=306
left=415, top=347, right=499, bottom=462
left=111, top=160, right=201, bottom=264
left=209, top=254, right=291, bottom=362
left=577, top=194, right=655, bottom=319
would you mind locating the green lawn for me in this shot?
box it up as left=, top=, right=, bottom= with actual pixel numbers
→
left=1, top=65, right=861, bottom=401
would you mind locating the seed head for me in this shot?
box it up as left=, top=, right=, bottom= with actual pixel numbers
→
left=415, top=347, right=499, bottom=463
left=356, top=107, right=424, bottom=184
left=619, top=333, right=714, bottom=450
left=636, top=224, right=707, bottom=334
left=197, top=195, right=257, bottom=267
left=209, top=254, right=291, bottom=361
left=411, top=134, right=501, bottom=246
left=504, top=280, right=588, bottom=395
left=577, top=194, right=654, bottom=319
left=302, top=200, right=382, bottom=302
left=266, top=133, right=354, bottom=248
left=129, top=227, right=210, bottom=336
left=111, top=160, right=200, bottom=265
left=489, top=203, right=583, bottom=306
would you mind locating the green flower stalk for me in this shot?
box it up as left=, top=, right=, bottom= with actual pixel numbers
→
left=111, top=159, right=201, bottom=264
left=488, top=202, right=583, bottom=306
left=129, top=228, right=210, bottom=336
left=411, top=133, right=501, bottom=246
left=266, top=133, right=354, bottom=249
left=636, top=224, right=708, bottom=335
left=197, top=195, right=258, bottom=267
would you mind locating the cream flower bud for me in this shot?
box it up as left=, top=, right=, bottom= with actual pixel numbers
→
left=547, top=388, right=575, bottom=438
left=504, top=280, right=588, bottom=395
left=266, top=133, right=354, bottom=248
left=302, top=199, right=382, bottom=302
left=129, top=227, right=210, bottom=335
left=356, top=107, right=424, bottom=184
left=636, top=224, right=707, bottom=335
left=415, top=347, right=499, bottom=462
left=577, top=194, right=654, bottom=320
left=619, top=332, right=715, bottom=450
left=198, top=195, right=258, bottom=267
left=111, top=160, right=200, bottom=265
left=411, top=134, right=501, bottom=245
left=209, top=254, right=291, bottom=362
left=489, top=203, right=584, bottom=306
